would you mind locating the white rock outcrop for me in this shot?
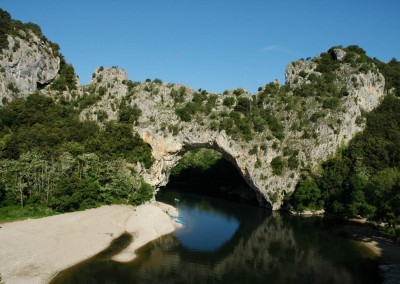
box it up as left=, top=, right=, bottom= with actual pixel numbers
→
left=0, top=32, right=60, bottom=104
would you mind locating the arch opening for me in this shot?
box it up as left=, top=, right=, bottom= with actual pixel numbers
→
left=157, top=148, right=260, bottom=205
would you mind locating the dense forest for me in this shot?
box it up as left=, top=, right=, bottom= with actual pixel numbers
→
left=0, top=93, right=154, bottom=221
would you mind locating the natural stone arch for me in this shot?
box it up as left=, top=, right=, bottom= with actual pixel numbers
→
left=138, top=130, right=269, bottom=207
left=78, top=50, right=385, bottom=209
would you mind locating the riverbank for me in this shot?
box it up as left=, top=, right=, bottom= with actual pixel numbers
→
left=342, top=221, right=400, bottom=283
left=0, top=202, right=180, bottom=284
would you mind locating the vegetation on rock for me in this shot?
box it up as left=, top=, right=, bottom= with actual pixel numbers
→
left=289, top=93, right=400, bottom=239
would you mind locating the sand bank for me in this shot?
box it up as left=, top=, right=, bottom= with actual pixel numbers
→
left=0, top=202, right=180, bottom=284
left=343, top=222, right=400, bottom=283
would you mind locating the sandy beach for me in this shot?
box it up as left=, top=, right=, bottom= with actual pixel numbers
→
left=0, top=202, right=181, bottom=284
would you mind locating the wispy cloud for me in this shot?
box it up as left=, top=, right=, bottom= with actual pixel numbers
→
left=261, top=44, right=297, bottom=55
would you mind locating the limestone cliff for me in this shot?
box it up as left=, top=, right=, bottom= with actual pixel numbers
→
left=79, top=47, right=385, bottom=209
left=0, top=31, right=60, bottom=104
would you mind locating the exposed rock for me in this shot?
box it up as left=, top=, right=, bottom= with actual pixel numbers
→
left=81, top=57, right=385, bottom=209
left=333, top=48, right=347, bottom=61
left=0, top=32, right=60, bottom=104
left=79, top=67, right=128, bottom=122
left=285, top=59, right=320, bottom=86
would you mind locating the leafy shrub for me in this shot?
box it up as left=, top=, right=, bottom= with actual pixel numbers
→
left=223, top=97, right=236, bottom=107
left=118, top=103, right=142, bottom=124
left=175, top=106, right=192, bottom=122
left=234, top=97, right=251, bottom=113
left=153, top=78, right=163, bottom=85
left=291, top=178, right=323, bottom=211
left=271, top=156, right=286, bottom=175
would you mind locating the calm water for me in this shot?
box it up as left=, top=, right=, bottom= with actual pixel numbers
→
left=51, top=188, right=380, bottom=284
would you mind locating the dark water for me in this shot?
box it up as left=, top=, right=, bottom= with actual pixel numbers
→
left=51, top=188, right=381, bottom=284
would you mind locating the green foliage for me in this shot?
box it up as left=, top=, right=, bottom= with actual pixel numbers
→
left=249, top=145, right=258, bottom=155
left=0, top=9, right=12, bottom=51
left=379, top=58, right=400, bottom=97
left=85, top=122, right=154, bottom=168
left=175, top=92, right=217, bottom=122
left=271, top=156, right=286, bottom=175
left=204, top=94, right=218, bottom=114
left=0, top=149, right=153, bottom=213
left=170, top=86, right=186, bottom=104
left=223, top=96, right=236, bottom=107
left=288, top=155, right=299, bottom=170
left=310, top=111, right=325, bottom=122
left=232, top=88, right=245, bottom=96
left=322, top=97, right=340, bottom=110
left=153, top=78, right=162, bottom=85
left=50, top=56, right=77, bottom=91
left=366, top=168, right=400, bottom=224
left=175, top=106, right=192, bottom=122
left=130, top=181, right=154, bottom=205
left=96, top=110, right=108, bottom=122
left=171, top=149, right=222, bottom=177
left=77, top=93, right=101, bottom=111
left=118, top=103, right=142, bottom=124
left=0, top=204, right=55, bottom=223
left=291, top=178, right=323, bottom=212
left=234, top=97, right=251, bottom=114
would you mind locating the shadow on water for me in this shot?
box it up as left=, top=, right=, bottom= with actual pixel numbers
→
left=50, top=190, right=382, bottom=284
left=49, top=233, right=134, bottom=284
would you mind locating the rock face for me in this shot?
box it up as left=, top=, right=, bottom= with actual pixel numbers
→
left=0, top=32, right=60, bottom=104
left=0, top=28, right=386, bottom=210
left=80, top=48, right=385, bottom=209
left=285, top=59, right=320, bottom=87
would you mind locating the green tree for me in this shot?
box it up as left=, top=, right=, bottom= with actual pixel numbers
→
left=271, top=156, right=286, bottom=176
left=292, top=178, right=323, bottom=211
left=367, top=168, right=400, bottom=226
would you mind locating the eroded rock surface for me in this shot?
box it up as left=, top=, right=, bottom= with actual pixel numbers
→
left=0, top=32, right=60, bottom=104
left=80, top=48, right=385, bottom=209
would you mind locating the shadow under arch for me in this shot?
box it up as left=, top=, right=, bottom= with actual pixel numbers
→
left=159, top=144, right=267, bottom=206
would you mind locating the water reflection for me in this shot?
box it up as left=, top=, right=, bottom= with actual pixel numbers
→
left=51, top=190, right=380, bottom=284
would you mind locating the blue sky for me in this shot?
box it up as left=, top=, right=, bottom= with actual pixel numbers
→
left=2, top=0, right=399, bottom=93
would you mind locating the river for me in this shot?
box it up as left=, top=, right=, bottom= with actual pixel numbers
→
left=50, top=187, right=381, bottom=283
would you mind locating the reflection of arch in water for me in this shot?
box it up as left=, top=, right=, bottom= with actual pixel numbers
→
left=167, top=193, right=271, bottom=263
